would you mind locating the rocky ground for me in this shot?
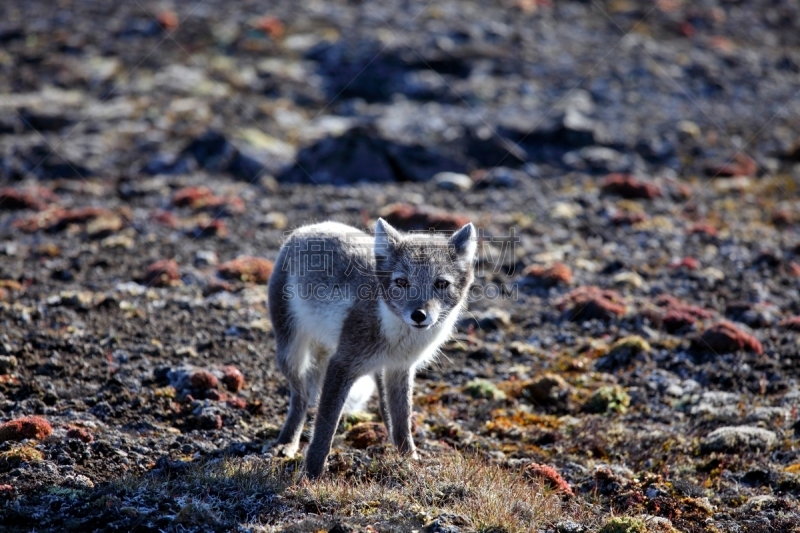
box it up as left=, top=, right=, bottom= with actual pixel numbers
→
left=1, top=0, right=800, bottom=531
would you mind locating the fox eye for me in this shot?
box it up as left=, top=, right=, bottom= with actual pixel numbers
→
left=434, top=279, right=451, bottom=290
left=394, top=278, right=409, bottom=288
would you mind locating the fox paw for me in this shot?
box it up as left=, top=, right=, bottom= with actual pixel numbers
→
left=263, top=441, right=300, bottom=458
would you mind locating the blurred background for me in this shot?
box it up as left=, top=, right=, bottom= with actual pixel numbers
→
left=2, top=0, right=800, bottom=189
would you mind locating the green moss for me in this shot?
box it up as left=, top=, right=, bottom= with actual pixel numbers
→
left=463, top=379, right=507, bottom=400
left=597, top=516, right=647, bottom=533
left=609, top=335, right=650, bottom=356
left=585, top=385, right=631, bottom=414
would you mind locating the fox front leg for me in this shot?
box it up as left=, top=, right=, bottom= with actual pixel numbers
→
left=304, top=358, right=358, bottom=479
left=384, top=367, right=418, bottom=458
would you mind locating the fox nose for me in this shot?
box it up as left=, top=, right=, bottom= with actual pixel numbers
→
left=411, top=309, right=427, bottom=324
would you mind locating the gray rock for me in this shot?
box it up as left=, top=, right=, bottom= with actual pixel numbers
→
left=194, top=250, right=218, bottom=268
left=433, top=172, right=473, bottom=192
left=700, top=426, right=777, bottom=453
left=555, top=520, right=585, bottom=533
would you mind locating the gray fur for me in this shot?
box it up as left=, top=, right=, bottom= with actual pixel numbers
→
left=268, top=219, right=476, bottom=478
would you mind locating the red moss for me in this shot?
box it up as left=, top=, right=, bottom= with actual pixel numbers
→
left=557, top=286, right=626, bottom=321
left=0, top=416, right=53, bottom=442
left=705, top=153, right=757, bottom=178
left=0, top=484, right=14, bottom=498
left=172, top=186, right=212, bottom=208
left=0, top=186, right=59, bottom=211
left=378, top=203, right=471, bottom=232
left=778, top=317, right=800, bottom=332
left=172, top=186, right=245, bottom=216
left=66, top=427, right=94, bottom=443
left=189, top=370, right=219, bottom=390
left=601, top=174, right=662, bottom=199
left=0, top=280, right=24, bottom=293
left=345, top=422, right=388, bottom=449
left=662, top=310, right=698, bottom=333
left=697, top=321, right=763, bottom=355
left=144, top=259, right=180, bottom=287
left=610, top=211, right=648, bottom=226
left=152, top=210, right=179, bottom=228
left=221, top=366, right=245, bottom=392
left=524, top=463, right=574, bottom=497
left=670, top=257, right=700, bottom=270
left=653, top=295, right=714, bottom=333
left=218, top=256, right=274, bottom=283
left=522, top=262, right=572, bottom=287
left=687, top=222, right=718, bottom=238
left=256, top=15, right=285, bottom=39
left=194, top=218, right=228, bottom=238
left=13, top=206, right=117, bottom=233
left=227, top=397, right=247, bottom=410
left=157, top=9, right=179, bottom=31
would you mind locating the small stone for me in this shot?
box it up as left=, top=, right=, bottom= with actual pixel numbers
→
left=458, top=308, right=511, bottom=331
left=194, top=250, right=218, bottom=268
left=550, top=202, right=582, bottom=220
left=522, top=374, right=573, bottom=411
left=0, top=355, right=18, bottom=374
left=556, top=521, right=586, bottom=533
left=701, top=426, right=776, bottom=453
left=433, top=172, right=473, bottom=192
left=612, top=271, right=643, bottom=289
left=705, top=153, right=757, bottom=178
left=198, top=411, right=223, bottom=430
left=259, top=212, right=288, bottom=229
left=86, top=214, right=123, bottom=239
left=0, top=416, right=53, bottom=442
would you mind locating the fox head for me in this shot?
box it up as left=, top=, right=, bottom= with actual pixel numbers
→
left=374, top=218, right=476, bottom=330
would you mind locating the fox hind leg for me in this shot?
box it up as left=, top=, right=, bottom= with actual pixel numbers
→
left=275, top=335, right=313, bottom=456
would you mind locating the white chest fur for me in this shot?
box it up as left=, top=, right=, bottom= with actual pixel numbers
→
left=378, top=300, right=458, bottom=371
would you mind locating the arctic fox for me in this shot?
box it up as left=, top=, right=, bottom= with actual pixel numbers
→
left=268, top=218, right=477, bottom=478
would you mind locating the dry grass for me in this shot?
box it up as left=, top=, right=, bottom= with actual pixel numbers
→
left=109, top=451, right=592, bottom=532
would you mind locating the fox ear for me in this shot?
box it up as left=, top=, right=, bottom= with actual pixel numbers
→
left=374, top=218, right=401, bottom=259
left=449, top=222, right=477, bottom=264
